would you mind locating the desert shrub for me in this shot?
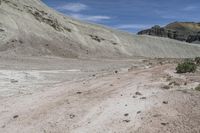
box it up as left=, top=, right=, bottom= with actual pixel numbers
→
left=176, top=61, right=197, bottom=73
left=195, top=85, right=200, bottom=91
left=162, top=85, right=170, bottom=90
left=184, top=58, right=194, bottom=63
left=195, top=57, right=200, bottom=65
left=169, top=81, right=180, bottom=86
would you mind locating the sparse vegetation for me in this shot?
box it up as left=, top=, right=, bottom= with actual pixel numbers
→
left=176, top=61, right=197, bottom=73
left=169, top=81, right=180, bottom=86
left=195, top=57, right=200, bottom=65
left=195, top=85, right=200, bottom=91
left=175, top=57, right=200, bottom=73
left=162, top=85, right=170, bottom=90
left=166, top=75, right=172, bottom=81
left=89, top=35, right=105, bottom=42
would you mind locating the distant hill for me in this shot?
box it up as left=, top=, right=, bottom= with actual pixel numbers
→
left=138, top=22, right=200, bottom=44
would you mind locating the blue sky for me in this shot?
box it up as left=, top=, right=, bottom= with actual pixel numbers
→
left=43, top=0, right=200, bottom=33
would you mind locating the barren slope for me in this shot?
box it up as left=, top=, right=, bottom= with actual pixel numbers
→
left=0, top=0, right=200, bottom=58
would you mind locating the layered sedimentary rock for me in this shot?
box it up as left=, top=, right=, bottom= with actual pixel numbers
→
left=138, top=22, right=200, bottom=44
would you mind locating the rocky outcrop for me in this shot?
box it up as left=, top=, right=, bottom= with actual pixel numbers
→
left=24, top=5, right=72, bottom=32
left=138, top=25, right=180, bottom=40
left=138, top=22, right=200, bottom=44
left=186, top=32, right=200, bottom=43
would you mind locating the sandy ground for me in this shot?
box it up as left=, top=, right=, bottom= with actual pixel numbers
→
left=0, top=57, right=200, bottom=133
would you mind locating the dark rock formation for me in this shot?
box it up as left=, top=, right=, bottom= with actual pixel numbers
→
left=186, top=32, right=200, bottom=43
left=138, top=22, right=200, bottom=44
left=24, top=5, right=71, bottom=32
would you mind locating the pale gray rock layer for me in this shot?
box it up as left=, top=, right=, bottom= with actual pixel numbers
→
left=0, top=0, right=200, bottom=58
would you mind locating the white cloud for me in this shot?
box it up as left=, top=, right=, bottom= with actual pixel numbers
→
left=57, top=3, right=111, bottom=22
left=183, top=5, right=198, bottom=11
left=115, top=24, right=151, bottom=29
left=57, top=3, right=88, bottom=12
left=70, top=14, right=111, bottom=22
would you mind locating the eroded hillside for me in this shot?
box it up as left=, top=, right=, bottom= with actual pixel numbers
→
left=0, top=0, right=200, bottom=58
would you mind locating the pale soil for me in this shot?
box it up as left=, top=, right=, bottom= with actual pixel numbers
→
left=0, top=57, right=199, bottom=133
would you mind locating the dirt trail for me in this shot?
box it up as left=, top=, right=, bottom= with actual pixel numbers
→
left=0, top=63, right=200, bottom=133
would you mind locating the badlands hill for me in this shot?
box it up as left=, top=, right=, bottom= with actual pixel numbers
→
left=0, top=1, right=200, bottom=133
left=138, top=22, right=200, bottom=44
left=0, top=0, right=200, bottom=58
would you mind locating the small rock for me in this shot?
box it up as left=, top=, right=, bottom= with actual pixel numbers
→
left=10, top=79, right=18, bottom=83
left=163, top=101, right=168, bottom=104
left=166, top=76, right=172, bottom=81
left=1, top=125, right=5, bottom=128
left=181, top=90, right=188, bottom=93
left=137, top=111, right=141, bottom=114
left=123, top=120, right=130, bottom=123
left=69, top=114, right=75, bottom=119
left=132, top=96, right=136, bottom=98
left=0, top=29, right=5, bottom=32
left=135, top=92, right=142, bottom=95
left=169, top=81, right=180, bottom=86
left=153, top=114, right=161, bottom=117
left=184, top=82, right=187, bottom=85
left=124, top=113, right=129, bottom=116
left=115, top=70, right=118, bottom=74
left=76, top=92, right=82, bottom=94
left=162, top=85, right=170, bottom=90
left=13, top=115, right=19, bottom=119
left=140, top=97, right=146, bottom=99
left=161, top=122, right=169, bottom=126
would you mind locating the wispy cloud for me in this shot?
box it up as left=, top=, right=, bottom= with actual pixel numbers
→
left=183, top=5, right=198, bottom=11
left=115, top=24, right=152, bottom=29
left=56, top=3, right=88, bottom=12
left=70, top=14, right=111, bottom=22
left=56, top=3, right=111, bottom=23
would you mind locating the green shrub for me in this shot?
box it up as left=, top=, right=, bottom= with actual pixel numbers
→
left=176, top=61, right=197, bottom=73
left=184, top=58, right=193, bottom=63
left=195, top=85, right=200, bottom=91
left=195, top=57, right=200, bottom=65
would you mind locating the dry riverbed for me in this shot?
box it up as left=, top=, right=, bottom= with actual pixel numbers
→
left=0, top=56, right=199, bottom=133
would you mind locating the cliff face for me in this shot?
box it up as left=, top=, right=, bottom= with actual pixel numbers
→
left=138, top=25, right=180, bottom=40
left=138, top=22, right=200, bottom=44
left=0, top=0, right=200, bottom=58
left=187, top=32, right=200, bottom=44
